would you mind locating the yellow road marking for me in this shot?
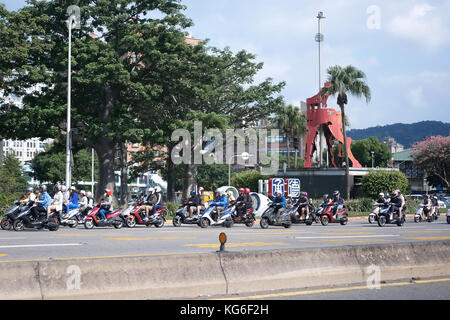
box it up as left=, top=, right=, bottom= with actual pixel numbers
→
left=184, top=242, right=287, bottom=248
left=0, top=251, right=206, bottom=264
left=111, top=236, right=195, bottom=241
left=0, top=254, right=7, bottom=257
left=398, top=230, right=447, bottom=234
left=403, top=236, right=450, bottom=241
left=215, top=278, right=450, bottom=300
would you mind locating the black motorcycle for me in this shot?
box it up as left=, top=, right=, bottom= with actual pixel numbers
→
left=289, top=202, right=318, bottom=226
left=260, top=203, right=292, bottom=229
left=1, top=200, right=22, bottom=230
left=12, top=205, right=60, bottom=232
left=172, top=201, right=202, bottom=227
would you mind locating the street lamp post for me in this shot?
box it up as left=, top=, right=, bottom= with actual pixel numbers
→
left=316, top=11, right=325, bottom=167
left=228, top=152, right=250, bottom=186
left=371, top=151, right=375, bottom=168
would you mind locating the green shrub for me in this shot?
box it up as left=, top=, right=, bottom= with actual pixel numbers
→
left=344, top=198, right=373, bottom=213
left=231, top=170, right=267, bottom=191
left=361, top=170, right=409, bottom=199
left=163, top=201, right=180, bottom=218
left=0, top=193, right=19, bottom=217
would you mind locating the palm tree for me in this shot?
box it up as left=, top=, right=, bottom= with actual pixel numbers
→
left=322, top=65, right=371, bottom=199
left=273, top=105, right=306, bottom=169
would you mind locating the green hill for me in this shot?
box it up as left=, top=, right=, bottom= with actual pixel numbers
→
left=346, top=121, right=450, bottom=148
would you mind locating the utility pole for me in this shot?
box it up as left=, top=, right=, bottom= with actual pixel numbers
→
left=315, top=11, right=325, bottom=167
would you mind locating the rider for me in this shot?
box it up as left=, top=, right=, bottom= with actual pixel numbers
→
left=210, top=190, right=228, bottom=222
left=78, top=190, right=89, bottom=216
left=389, top=190, right=403, bottom=221
left=86, top=191, right=94, bottom=210
left=273, top=192, right=287, bottom=220
left=421, top=194, right=432, bottom=219
left=153, top=186, right=163, bottom=213
left=431, top=195, right=439, bottom=216
left=187, top=190, right=200, bottom=218
left=244, top=188, right=253, bottom=212
left=98, top=188, right=113, bottom=221
left=143, top=187, right=158, bottom=220
left=235, top=188, right=247, bottom=217
left=196, top=187, right=205, bottom=216
left=377, top=192, right=386, bottom=204
left=20, top=187, right=36, bottom=205
left=47, top=184, right=64, bottom=218
left=331, top=191, right=344, bottom=217
left=31, top=185, right=52, bottom=220
left=295, top=191, right=310, bottom=220
left=64, top=186, right=79, bottom=217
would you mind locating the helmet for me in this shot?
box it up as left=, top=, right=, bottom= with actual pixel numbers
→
left=26, top=186, right=33, bottom=193
left=190, top=190, right=196, bottom=196
left=391, top=190, right=399, bottom=198
left=148, top=187, right=155, bottom=193
left=54, top=184, right=61, bottom=191
left=86, top=192, right=92, bottom=198
left=105, top=188, right=112, bottom=196
left=154, top=186, right=161, bottom=193
left=80, top=190, right=86, bottom=195
left=301, top=191, right=308, bottom=197
left=333, top=191, right=340, bottom=197
left=40, top=185, right=47, bottom=193
left=323, top=194, right=329, bottom=200
left=198, top=187, right=204, bottom=193
left=70, top=186, right=76, bottom=191
left=245, top=188, right=250, bottom=194
left=239, top=188, right=245, bottom=194
left=61, top=185, right=67, bottom=192
left=379, top=192, right=384, bottom=198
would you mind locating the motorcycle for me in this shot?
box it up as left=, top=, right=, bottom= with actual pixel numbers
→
left=415, top=204, right=437, bottom=223
left=447, top=209, right=450, bottom=224
left=377, top=203, right=405, bottom=227
left=12, top=206, right=60, bottom=232
left=368, top=202, right=391, bottom=224
left=260, top=203, right=292, bottom=229
left=230, top=201, right=256, bottom=227
left=316, top=202, right=348, bottom=226
left=173, top=201, right=202, bottom=227
left=1, top=200, right=23, bottom=230
left=124, top=200, right=165, bottom=228
left=199, top=202, right=235, bottom=228
left=59, top=207, right=86, bottom=228
left=84, top=202, right=124, bottom=229
left=289, top=202, right=317, bottom=226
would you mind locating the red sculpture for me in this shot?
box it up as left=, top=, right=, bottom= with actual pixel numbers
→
left=303, top=82, right=362, bottom=169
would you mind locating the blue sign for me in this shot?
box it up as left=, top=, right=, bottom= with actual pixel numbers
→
left=288, top=179, right=301, bottom=197
left=271, top=178, right=285, bottom=196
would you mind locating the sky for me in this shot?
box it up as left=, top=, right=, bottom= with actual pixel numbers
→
left=3, top=0, right=450, bottom=129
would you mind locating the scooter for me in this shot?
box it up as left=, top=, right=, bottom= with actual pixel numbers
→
left=84, top=202, right=124, bottom=229
left=12, top=206, right=60, bottom=231
left=260, top=203, right=292, bottom=229
left=60, top=207, right=85, bottom=228
left=230, top=201, right=256, bottom=227
left=173, top=201, right=202, bottom=227
left=316, top=202, right=348, bottom=226
left=124, top=201, right=165, bottom=228
left=415, top=204, right=437, bottom=223
left=368, top=202, right=391, bottom=224
left=1, top=200, right=22, bottom=230
left=199, top=203, right=235, bottom=228
left=378, top=204, right=405, bottom=227
left=289, top=202, right=317, bottom=226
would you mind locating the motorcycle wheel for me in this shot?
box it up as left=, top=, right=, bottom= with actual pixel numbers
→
left=114, top=221, right=123, bottom=229
left=397, top=216, right=405, bottom=227
left=49, top=224, right=59, bottom=232
left=320, top=215, right=329, bottom=226
left=154, top=216, right=165, bottom=228
left=245, top=218, right=255, bottom=227
left=283, top=223, right=291, bottom=229
left=368, top=215, right=375, bottom=224
left=69, top=219, right=78, bottom=228
left=414, top=216, right=420, bottom=223
left=126, top=216, right=136, bottom=228
left=200, top=217, right=210, bottom=228
left=314, top=215, right=320, bottom=224
left=340, top=217, right=348, bottom=226
left=173, top=216, right=182, bottom=227
left=13, top=219, right=25, bottom=231
left=260, top=217, right=270, bottom=229
left=447, top=216, right=450, bottom=224
left=1, top=217, right=13, bottom=230
left=378, top=216, right=386, bottom=227
left=84, top=219, right=94, bottom=229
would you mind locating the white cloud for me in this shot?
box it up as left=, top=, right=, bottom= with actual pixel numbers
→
left=387, top=3, right=449, bottom=49
left=407, top=85, right=425, bottom=108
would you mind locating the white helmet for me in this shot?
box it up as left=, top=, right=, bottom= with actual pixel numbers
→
left=61, top=185, right=67, bottom=192
left=148, top=187, right=155, bottom=193
left=154, top=186, right=161, bottom=193
left=70, top=186, right=76, bottom=191
left=86, top=191, right=92, bottom=198
left=80, top=190, right=86, bottom=195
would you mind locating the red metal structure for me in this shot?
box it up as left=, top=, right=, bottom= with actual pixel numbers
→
left=304, top=82, right=362, bottom=169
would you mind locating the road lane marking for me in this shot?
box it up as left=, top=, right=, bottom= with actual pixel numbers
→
left=321, top=239, right=392, bottom=243
left=320, top=232, right=376, bottom=236
left=295, top=235, right=399, bottom=240
left=398, top=230, right=450, bottom=234
left=111, top=236, right=195, bottom=241
left=215, top=278, right=450, bottom=300
left=402, top=236, right=450, bottom=241
left=0, top=254, right=7, bottom=257
left=0, top=243, right=84, bottom=249
left=0, top=238, right=27, bottom=240
left=184, top=242, right=287, bottom=248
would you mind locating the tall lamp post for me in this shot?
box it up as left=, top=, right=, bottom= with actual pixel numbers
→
left=65, top=6, right=80, bottom=188
left=316, top=11, right=325, bottom=167
left=371, top=151, right=375, bottom=168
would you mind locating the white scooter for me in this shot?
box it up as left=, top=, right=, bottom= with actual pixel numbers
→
left=415, top=204, right=436, bottom=223
left=199, top=203, right=235, bottom=228
left=60, top=207, right=85, bottom=228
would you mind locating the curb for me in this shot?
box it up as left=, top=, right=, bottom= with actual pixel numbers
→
left=1, top=240, right=450, bottom=299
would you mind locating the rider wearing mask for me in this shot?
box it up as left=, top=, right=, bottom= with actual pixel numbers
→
left=78, top=190, right=89, bottom=215
left=389, top=190, right=403, bottom=220
left=331, top=191, right=344, bottom=217
left=64, top=186, right=79, bottom=217
left=187, top=190, right=200, bottom=218
left=31, top=185, right=52, bottom=220
left=143, top=187, right=158, bottom=221
left=273, top=192, right=287, bottom=220
left=20, top=187, right=36, bottom=205
left=295, top=191, right=310, bottom=220
left=235, top=188, right=247, bottom=217
left=377, top=192, right=386, bottom=204
left=99, top=188, right=113, bottom=221
left=244, top=188, right=253, bottom=212
left=421, top=194, right=432, bottom=218
left=210, top=191, right=228, bottom=222
left=47, top=184, right=63, bottom=218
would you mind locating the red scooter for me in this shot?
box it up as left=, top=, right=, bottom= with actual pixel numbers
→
left=124, top=200, right=165, bottom=228
left=84, top=202, right=124, bottom=229
left=230, top=201, right=256, bottom=227
left=316, top=201, right=348, bottom=226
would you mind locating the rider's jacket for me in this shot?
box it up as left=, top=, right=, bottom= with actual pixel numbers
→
left=145, top=193, right=158, bottom=206
left=37, top=192, right=52, bottom=210
left=187, top=195, right=200, bottom=207
left=296, top=196, right=310, bottom=207
left=390, top=197, right=403, bottom=207
left=273, top=195, right=287, bottom=208
left=333, top=197, right=344, bottom=206
left=211, top=195, right=228, bottom=208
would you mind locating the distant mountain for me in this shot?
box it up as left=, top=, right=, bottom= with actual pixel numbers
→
left=347, top=121, right=450, bottom=148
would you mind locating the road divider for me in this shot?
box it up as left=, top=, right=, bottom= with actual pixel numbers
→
left=1, top=240, right=450, bottom=299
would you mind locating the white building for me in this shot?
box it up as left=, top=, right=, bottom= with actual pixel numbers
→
left=2, top=138, right=53, bottom=164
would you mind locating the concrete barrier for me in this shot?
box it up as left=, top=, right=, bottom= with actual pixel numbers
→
left=1, top=240, right=450, bottom=299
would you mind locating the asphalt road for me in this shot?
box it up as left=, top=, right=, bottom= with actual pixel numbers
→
left=0, top=216, right=449, bottom=262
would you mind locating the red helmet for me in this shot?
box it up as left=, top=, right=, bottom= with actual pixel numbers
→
left=105, top=188, right=112, bottom=196
left=239, top=188, right=245, bottom=194
left=245, top=188, right=250, bottom=194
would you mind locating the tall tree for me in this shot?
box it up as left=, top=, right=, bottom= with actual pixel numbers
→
left=351, top=136, right=391, bottom=168
left=322, top=65, right=371, bottom=199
